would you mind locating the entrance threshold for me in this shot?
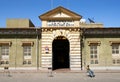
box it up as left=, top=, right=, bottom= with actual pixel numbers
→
left=53, top=68, right=70, bottom=72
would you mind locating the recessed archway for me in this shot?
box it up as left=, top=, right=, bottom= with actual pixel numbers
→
left=52, top=36, right=70, bottom=70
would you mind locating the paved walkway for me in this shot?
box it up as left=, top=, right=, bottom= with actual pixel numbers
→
left=0, top=71, right=120, bottom=82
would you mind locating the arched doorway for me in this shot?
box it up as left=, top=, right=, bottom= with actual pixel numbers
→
left=52, top=36, right=70, bottom=70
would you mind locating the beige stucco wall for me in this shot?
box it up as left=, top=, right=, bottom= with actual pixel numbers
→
left=6, top=19, right=35, bottom=28
left=83, top=37, right=120, bottom=69
left=0, top=38, right=41, bottom=69
left=80, top=23, right=103, bottom=28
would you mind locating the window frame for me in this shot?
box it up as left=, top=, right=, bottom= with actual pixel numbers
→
left=112, top=44, right=119, bottom=55
left=89, top=44, right=99, bottom=65
left=0, top=45, right=9, bottom=65
left=112, top=44, right=120, bottom=65
left=23, top=45, right=32, bottom=65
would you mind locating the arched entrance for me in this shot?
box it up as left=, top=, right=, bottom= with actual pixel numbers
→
left=52, top=36, right=70, bottom=70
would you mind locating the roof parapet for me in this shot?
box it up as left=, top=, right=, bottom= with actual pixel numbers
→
left=6, top=19, right=35, bottom=28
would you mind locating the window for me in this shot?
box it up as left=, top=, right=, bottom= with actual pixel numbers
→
left=112, top=44, right=119, bottom=55
left=23, top=46, right=31, bottom=56
left=90, top=44, right=99, bottom=64
left=113, top=59, right=116, bottom=64
left=0, top=46, right=9, bottom=65
left=23, top=46, right=32, bottom=65
left=113, top=59, right=120, bottom=64
left=112, top=44, right=120, bottom=64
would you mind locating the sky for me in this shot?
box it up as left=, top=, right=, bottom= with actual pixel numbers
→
left=0, top=0, right=120, bottom=27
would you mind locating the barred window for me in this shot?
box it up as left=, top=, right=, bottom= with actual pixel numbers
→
left=0, top=46, right=9, bottom=65
left=112, top=44, right=120, bottom=64
left=112, top=44, right=119, bottom=54
left=23, top=46, right=32, bottom=65
left=1, top=46, right=9, bottom=56
left=90, top=44, right=99, bottom=64
left=113, top=59, right=116, bottom=64
left=23, top=46, right=31, bottom=56
left=113, top=59, right=120, bottom=64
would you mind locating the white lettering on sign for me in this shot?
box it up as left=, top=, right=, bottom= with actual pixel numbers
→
left=47, top=20, right=74, bottom=27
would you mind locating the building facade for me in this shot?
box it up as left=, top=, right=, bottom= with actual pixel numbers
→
left=0, top=6, right=120, bottom=71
